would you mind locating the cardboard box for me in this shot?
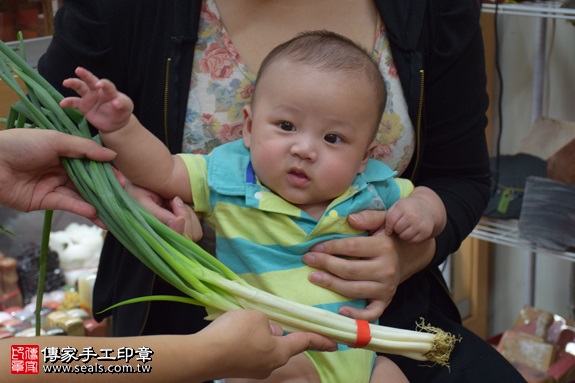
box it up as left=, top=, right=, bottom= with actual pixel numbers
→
left=498, top=330, right=557, bottom=372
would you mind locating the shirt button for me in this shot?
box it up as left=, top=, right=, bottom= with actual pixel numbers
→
left=328, top=210, right=339, bottom=218
left=254, top=192, right=263, bottom=200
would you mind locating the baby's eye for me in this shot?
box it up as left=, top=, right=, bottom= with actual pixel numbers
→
left=324, top=133, right=342, bottom=144
left=278, top=121, right=295, bottom=131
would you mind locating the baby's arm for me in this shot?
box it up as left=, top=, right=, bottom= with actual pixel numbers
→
left=60, top=67, right=191, bottom=202
left=384, top=186, right=447, bottom=243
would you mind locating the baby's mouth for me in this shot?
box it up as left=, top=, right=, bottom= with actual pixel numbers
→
left=287, top=168, right=310, bottom=185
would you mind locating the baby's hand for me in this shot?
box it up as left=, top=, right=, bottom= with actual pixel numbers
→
left=384, top=187, right=446, bottom=243
left=384, top=198, right=432, bottom=242
left=60, top=67, right=133, bottom=133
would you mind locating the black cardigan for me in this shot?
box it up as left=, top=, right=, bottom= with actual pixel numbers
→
left=39, top=0, right=490, bottom=339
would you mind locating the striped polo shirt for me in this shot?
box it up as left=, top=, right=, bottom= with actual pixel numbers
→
left=179, top=139, right=413, bottom=382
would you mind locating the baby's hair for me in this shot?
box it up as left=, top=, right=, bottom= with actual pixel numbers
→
left=254, top=30, right=387, bottom=133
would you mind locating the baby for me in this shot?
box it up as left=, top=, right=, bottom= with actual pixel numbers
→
left=61, top=31, right=445, bottom=383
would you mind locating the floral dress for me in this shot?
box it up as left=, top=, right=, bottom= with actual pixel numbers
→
left=183, top=0, right=414, bottom=175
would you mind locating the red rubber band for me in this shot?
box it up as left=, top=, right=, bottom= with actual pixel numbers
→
left=352, top=319, right=371, bottom=348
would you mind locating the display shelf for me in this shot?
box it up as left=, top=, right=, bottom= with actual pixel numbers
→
left=479, top=2, right=575, bottom=304
left=470, top=218, right=575, bottom=263
left=482, top=1, right=575, bottom=20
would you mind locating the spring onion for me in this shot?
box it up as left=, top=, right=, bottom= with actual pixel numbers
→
left=0, top=36, right=459, bottom=366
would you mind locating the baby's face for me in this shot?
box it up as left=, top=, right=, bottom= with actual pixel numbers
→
left=243, top=60, right=379, bottom=209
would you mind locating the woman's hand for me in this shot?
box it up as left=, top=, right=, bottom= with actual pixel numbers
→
left=302, top=210, right=435, bottom=322
left=198, top=310, right=337, bottom=381
left=126, top=182, right=203, bottom=241
left=0, top=129, right=116, bottom=227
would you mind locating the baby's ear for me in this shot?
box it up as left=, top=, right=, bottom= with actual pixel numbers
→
left=358, top=141, right=377, bottom=173
left=242, top=105, right=253, bottom=149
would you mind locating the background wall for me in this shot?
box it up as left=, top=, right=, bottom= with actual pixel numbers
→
left=484, top=12, right=575, bottom=337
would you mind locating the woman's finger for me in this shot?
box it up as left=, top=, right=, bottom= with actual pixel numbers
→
left=347, top=210, right=388, bottom=234
left=339, top=300, right=386, bottom=321
left=168, top=197, right=203, bottom=240
left=126, top=183, right=176, bottom=225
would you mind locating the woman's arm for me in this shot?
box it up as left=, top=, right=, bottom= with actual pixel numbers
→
left=415, top=1, right=491, bottom=267
left=0, top=310, right=337, bottom=383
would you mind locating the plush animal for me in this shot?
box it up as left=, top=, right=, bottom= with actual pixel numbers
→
left=49, top=223, right=105, bottom=286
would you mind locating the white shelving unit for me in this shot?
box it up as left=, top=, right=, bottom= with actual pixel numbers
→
left=471, top=218, right=575, bottom=263
left=473, top=2, right=575, bottom=305
left=482, top=1, right=575, bottom=20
